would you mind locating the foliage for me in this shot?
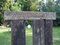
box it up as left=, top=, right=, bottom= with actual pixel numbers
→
left=3, top=0, right=11, bottom=11
left=0, top=0, right=6, bottom=25
left=38, top=0, right=60, bottom=26
left=30, top=1, right=38, bottom=11
left=0, top=0, right=22, bottom=25
left=0, top=0, right=60, bottom=26
left=20, top=0, right=32, bottom=11
left=11, top=2, right=21, bottom=11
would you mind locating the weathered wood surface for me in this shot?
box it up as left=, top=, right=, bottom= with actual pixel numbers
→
left=44, top=20, right=53, bottom=45
left=11, top=20, right=25, bottom=45
left=4, top=11, right=56, bottom=20
left=32, top=20, right=45, bottom=45
left=4, top=11, right=56, bottom=45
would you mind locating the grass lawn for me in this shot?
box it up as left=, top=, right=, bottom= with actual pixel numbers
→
left=53, top=27, right=60, bottom=45
left=0, top=26, right=60, bottom=45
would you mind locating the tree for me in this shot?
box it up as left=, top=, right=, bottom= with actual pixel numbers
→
left=0, top=0, right=6, bottom=25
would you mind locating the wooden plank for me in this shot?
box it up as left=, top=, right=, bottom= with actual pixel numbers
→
left=11, top=20, right=26, bottom=45
left=4, top=11, right=56, bottom=20
left=44, top=20, right=53, bottom=45
left=32, top=20, right=45, bottom=45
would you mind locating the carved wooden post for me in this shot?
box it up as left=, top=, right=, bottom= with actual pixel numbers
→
left=11, top=20, right=25, bottom=45
left=32, top=20, right=45, bottom=45
left=44, top=20, right=53, bottom=45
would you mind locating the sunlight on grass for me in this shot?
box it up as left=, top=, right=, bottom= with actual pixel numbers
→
left=0, top=26, right=60, bottom=45
left=25, top=27, right=32, bottom=45
left=0, top=26, right=11, bottom=45
left=25, top=27, right=32, bottom=36
left=0, top=26, right=11, bottom=33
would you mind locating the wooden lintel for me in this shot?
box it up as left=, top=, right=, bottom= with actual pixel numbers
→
left=4, top=11, right=56, bottom=20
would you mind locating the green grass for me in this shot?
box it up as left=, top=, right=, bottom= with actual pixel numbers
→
left=53, top=27, right=60, bottom=45
left=0, top=26, right=11, bottom=45
left=25, top=28, right=32, bottom=45
left=0, top=26, right=60, bottom=45
left=0, top=32, right=11, bottom=45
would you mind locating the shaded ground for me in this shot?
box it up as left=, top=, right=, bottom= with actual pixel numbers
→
left=0, top=26, right=60, bottom=45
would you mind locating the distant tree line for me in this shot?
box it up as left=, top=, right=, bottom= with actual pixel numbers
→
left=0, top=0, right=60, bottom=26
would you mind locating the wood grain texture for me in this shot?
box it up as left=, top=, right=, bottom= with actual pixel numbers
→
left=4, top=11, right=56, bottom=20
left=44, top=20, right=53, bottom=45
left=32, top=20, right=45, bottom=45
left=11, top=20, right=26, bottom=45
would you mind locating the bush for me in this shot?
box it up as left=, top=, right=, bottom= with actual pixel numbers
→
left=0, top=13, right=3, bottom=25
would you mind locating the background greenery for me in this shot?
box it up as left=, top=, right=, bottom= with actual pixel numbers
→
left=0, top=0, right=60, bottom=45
left=0, top=0, right=60, bottom=26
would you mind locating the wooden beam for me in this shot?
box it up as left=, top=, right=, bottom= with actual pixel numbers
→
left=4, top=11, right=56, bottom=20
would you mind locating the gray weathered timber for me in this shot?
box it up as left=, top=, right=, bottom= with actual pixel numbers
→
left=44, top=20, right=53, bottom=45
left=32, top=20, right=45, bottom=45
left=4, top=11, right=56, bottom=20
left=11, top=20, right=25, bottom=45
left=4, top=11, right=56, bottom=45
